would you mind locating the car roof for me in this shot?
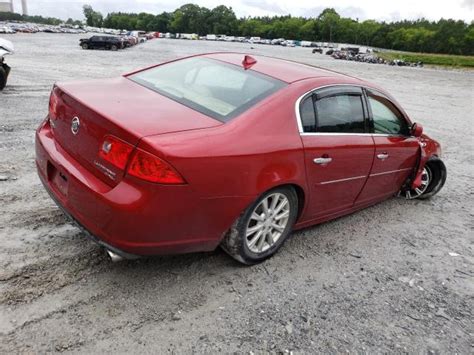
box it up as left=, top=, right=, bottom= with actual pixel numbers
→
left=202, top=52, right=362, bottom=84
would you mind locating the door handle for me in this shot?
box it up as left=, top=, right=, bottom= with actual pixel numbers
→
left=313, top=157, right=332, bottom=165
left=377, top=153, right=389, bottom=160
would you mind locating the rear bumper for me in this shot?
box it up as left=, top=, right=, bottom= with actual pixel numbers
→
left=38, top=174, right=141, bottom=260
left=35, top=119, right=252, bottom=256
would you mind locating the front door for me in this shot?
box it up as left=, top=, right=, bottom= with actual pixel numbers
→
left=356, top=89, right=419, bottom=205
left=299, top=86, right=375, bottom=219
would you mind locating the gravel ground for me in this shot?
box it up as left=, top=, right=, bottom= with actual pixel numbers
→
left=0, top=33, right=473, bottom=353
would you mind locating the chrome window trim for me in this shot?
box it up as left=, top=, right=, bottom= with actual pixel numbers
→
left=294, top=83, right=412, bottom=138
left=300, top=132, right=406, bottom=137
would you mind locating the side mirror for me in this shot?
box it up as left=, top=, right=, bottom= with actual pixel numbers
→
left=411, top=123, right=423, bottom=137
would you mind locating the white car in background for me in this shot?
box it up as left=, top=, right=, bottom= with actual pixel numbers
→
left=0, top=26, right=15, bottom=34
left=282, top=40, right=296, bottom=47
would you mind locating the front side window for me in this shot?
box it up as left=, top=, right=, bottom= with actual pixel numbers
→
left=128, top=57, right=286, bottom=122
left=299, top=89, right=366, bottom=134
left=368, top=91, right=409, bottom=135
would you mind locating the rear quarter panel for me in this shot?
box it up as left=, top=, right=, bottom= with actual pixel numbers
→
left=139, top=83, right=310, bottom=199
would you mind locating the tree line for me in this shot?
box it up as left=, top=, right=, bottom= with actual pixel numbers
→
left=1, top=4, right=472, bottom=55
left=86, top=5, right=474, bottom=55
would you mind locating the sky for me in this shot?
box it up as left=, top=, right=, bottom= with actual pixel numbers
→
left=9, top=0, right=474, bottom=22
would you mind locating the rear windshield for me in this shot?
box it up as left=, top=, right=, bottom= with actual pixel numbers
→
left=128, top=57, right=286, bottom=122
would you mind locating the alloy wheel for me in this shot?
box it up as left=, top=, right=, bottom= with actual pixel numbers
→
left=245, top=192, right=290, bottom=253
left=406, top=166, right=432, bottom=199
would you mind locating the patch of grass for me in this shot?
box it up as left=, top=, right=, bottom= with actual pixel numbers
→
left=377, top=51, right=474, bottom=68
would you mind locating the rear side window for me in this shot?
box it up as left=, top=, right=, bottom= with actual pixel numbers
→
left=367, top=91, right=409, bottom=135
left=129, top=57, right=286, bottom=122
left=300, top=96, right=316, bottom=132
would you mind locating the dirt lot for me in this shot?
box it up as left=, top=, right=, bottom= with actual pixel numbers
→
left=0, top=33, right=473, bottom=353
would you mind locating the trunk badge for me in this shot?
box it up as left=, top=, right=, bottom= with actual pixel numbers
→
left=102, top=141, right=112, bottom=154
left=71, top=116, right=80, bottom=135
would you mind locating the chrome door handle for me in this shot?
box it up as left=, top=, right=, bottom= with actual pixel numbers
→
left=314, top=157, right=332, bottom=165
left=377, top=153, right=389, bottom=160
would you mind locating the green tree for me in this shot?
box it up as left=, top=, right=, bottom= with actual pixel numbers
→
left=359, top=20, right=381, bottom=46
left=317, top=8, right=341, bottom=42
left=170, top=4, right=210, bottom=34
left=83, top=4, right=103, bottom=27
left=208, top=6, right=238, bottom=35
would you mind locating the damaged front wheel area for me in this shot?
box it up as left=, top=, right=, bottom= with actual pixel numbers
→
left=405, top=158, right=447, bottom=200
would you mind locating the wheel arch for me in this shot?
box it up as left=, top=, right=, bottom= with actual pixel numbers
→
left=257, top=182, right=307, bottom=223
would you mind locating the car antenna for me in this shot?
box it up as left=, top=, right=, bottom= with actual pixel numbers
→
left=242, top=55, right=257, bottom=70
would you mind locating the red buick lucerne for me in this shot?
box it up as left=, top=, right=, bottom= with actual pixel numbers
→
left=35, top=53, right=447, bottom=264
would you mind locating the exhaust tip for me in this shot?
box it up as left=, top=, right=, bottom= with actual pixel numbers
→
left=106, top=249, right=125, bottom=262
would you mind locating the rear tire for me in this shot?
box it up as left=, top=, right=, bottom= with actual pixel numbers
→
left=221, top=186, right=298, bottom=265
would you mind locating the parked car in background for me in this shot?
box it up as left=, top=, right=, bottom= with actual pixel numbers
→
left=36, top=53, right=446, bottom=265
left=0, top=25, right=16, bottom=34
left=178, top=33, right=198, bottom=40
left=248, top=36, right=261, bottom=44
left=121, top=35, right=137, bottom=48
left=130, top=31, right=147, bottom=43
left=312, top=47, right=323, bottom=54
left=0, top=38, right=13, bottom=90
left=271, top=38, right=285, bottom=45
left=80, top=36, right=123, bottom=51
left=282, top=40, right=296, bottom=47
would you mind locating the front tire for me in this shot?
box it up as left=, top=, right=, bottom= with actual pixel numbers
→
left=405, top=159, right=447, bottom=200
left=221, top=186, right=298, bottom=265
left=81, top=43, right=88, bottom=50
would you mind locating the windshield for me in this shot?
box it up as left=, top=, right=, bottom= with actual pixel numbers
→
left=128, top=57, right=286, bottom=122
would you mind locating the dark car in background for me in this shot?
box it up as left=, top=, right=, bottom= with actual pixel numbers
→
left=80, top=36, right=123, bottom=51
left=0, top=38, right=14, bottom=90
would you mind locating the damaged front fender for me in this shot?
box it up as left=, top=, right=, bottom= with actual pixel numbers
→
left=411, top=135, right=442, bottom=189
left=403, top=134, right=446, bottom=199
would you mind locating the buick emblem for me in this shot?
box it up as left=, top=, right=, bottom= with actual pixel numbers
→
left=71, top=116, right=80, bottom=135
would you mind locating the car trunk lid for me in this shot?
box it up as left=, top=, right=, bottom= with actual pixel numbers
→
left=50, top=77, right=221, bottom=186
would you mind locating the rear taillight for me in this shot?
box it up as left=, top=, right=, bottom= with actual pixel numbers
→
left=127, top=149, right=185, bottom=184
left=49, top=87, right=59, bottom=119
left=98, top=135, right=185, bottom=184
left=99, top=135, right=134, bottom=170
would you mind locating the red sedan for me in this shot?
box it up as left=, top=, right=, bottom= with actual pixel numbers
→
left=35, top=53, right=447, bottom=264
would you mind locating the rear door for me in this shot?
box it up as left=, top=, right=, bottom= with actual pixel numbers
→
left=356, top=89, right=419, bottom=204
left=299, top=86, right=375, bottom=219
left=90, top=36, right=100, bottom=48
